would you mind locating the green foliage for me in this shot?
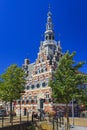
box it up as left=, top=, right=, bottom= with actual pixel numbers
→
left=27, top=125, right=35, bottom=130
left=49, top=51, right=87, bottom=104
left=0, top=64, right=26, bottom=102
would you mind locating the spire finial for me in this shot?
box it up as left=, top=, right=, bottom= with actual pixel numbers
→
left=48, top=4, right=51, bottom=12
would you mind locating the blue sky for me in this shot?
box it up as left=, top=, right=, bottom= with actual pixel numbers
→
left=0, top=0, right=87, bottom=74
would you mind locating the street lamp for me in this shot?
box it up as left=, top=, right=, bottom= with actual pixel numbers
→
left=20, top=98, right=21, bottom=124
left=19, top=91, right=25, bottom=124
left=72, top=98, right=74, bottom=128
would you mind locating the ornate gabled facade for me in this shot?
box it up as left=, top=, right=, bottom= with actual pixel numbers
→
left=15, top=10, right=62, bottom=116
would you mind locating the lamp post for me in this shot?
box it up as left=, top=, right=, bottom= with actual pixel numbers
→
left=72, top=98, right=74, bottom=127
left=20, top=98, right=21, bottom=124
left=19, top=91, right=25, bottom=124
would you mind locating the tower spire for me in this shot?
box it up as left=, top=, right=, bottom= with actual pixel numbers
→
left=44, top=6, right=55, bottom=40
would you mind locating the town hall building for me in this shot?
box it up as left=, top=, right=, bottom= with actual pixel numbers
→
left=15, top=10, right=62, bottom=116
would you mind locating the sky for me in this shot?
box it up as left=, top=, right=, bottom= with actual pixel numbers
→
left=0, top=0, right=87, bottom=74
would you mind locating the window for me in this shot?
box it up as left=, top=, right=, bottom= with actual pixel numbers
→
left=35, top=71, right=37, bottom=74
left=45, top=67, right=47, bottom=71
left=46, top=36, right=48, bottom=40
left=27, top=86, right=30, bottom=90
left=49, top=35, right=51, bottom=40
left=29, top=96, right=32, bottom=103
left=41, top=69, right=43, bottom=72
left=42, top=82, right=45, bottom=87
left=45, top=94, right=50, bottom=102
left=31, top=85, right=34, bottom=89
left=24, top=97, right=27, bottom=101
left=22, top=100, right=24, bottom=104
left=34, top=96, right=37, bottom=103
left=37, top=84, right=40, bottom=88
left=18, top=100, right=20, bottom=104
left=31, top=99, right=34, bottom=103
left=52, top=36, right=54, bottom=40
left=46, top=94, right=49, bottom=98
left=26, top=100, right=29, bottom=104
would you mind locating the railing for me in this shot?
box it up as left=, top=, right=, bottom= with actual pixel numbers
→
left=0, top=115, right=30, bottom=128
left=0, top=122, right=31, bottom=130
left=0, top=114, right=87, bottom=130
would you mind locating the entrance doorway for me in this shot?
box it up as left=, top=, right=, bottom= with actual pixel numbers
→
left=24, top=108, right=27, bottom=116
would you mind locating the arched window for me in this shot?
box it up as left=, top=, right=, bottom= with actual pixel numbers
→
left=31, top=85, right=34, bottom=89
left=46, top=36, right=48, bottom=40
left=37, top=84, right=40, bottom=88
left=29, top=96, right=32, bottom=103
left=34, top=96, right=37, bottom=103
left=41, top=69, right=43, bottom=72
left=49, top=35, right=51, bottom=40
left=27, top=86, right=30, bottom=90
left=18, top=100, right=20, bottom=104
left=42, top=82, right=45, bottom=87
left=22, top=100, right=24, bottom=104
left=45, top=93, right=50, bottom=102
left=26, top=100, right=29, bottom=104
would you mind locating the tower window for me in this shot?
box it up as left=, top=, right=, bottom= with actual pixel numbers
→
left=49, top=35, right=51, bottom=40
left=52, top=36, right=54, bottom=39
left=46, top=36, right=49, bottom=40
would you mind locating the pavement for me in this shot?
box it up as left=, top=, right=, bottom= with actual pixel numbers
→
left=70, top=126, right=87, bottom=130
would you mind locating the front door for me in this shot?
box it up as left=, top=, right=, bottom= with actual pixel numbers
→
left=24, top=108, right=27, bottom=116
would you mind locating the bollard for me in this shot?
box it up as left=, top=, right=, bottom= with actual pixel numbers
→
left=2, top=115, right=4, bottom=128
left=11, top=114, right=13, bottom=126
left=49, top=113, right=51, bottom=122
left=56, top=118, right=59, bottom=130
left=62, top=116, right=64, bottom=125
left=40, top=112, right=41, bottom=121
left=59, top=116, right=61, bottom=128
left=53, top=117, right=54, bottom=130
left=32, top=113, right=34, bottom=122
left=27, top=112, right=29, bottom=122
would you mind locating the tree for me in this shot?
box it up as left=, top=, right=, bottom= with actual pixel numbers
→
left=49, top=51, right=87, bottom=130
left=0, top=64, right=26, bottom=123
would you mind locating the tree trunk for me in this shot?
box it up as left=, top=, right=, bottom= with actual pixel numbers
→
left=66, top=103, right=70, bottom=130
left=10, top=101, right=13, bottom=125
